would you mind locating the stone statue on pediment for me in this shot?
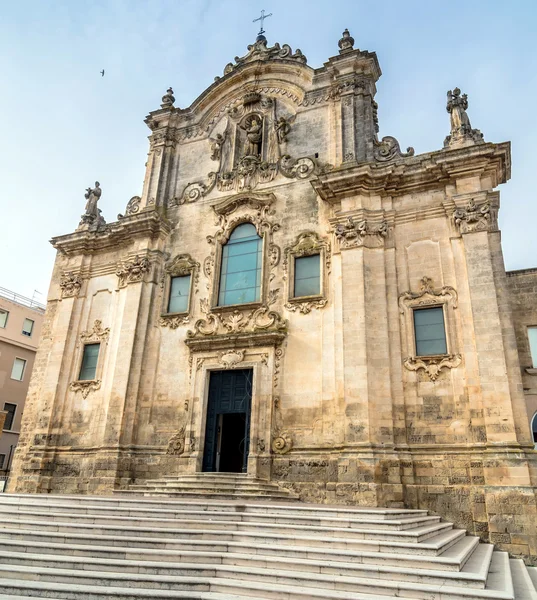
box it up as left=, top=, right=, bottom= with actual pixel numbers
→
left=444, top=88, right=484, bottom=148
left=78, top=181, right=105, bottom=229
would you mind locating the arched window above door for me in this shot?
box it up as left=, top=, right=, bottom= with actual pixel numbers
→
left=218, top=223, right=262, bottom=307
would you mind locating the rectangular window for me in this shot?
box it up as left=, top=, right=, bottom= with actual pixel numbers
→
left=3, top=403, right=16, bottom=431
left=413, top=306, right=447, bottom=356
left=78, top=343, right=100, bottom=381
left=294, top=254, right=321, bottom=298
left=10, top=358, right=26, bottom=381
left=0, top=454, right=5, bottom=470
left=0, top=310, right=8, bottom=328
left=22, top=318, right=34, bottom=337
left=168, top=275, right=191, bottom=313
left=528, top=327, right=537, bottom=368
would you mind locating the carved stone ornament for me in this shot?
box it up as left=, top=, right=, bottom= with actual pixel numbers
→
left=161, top=254, right=200, bottom=289
left=78, top=181, right=106, bottom=230
left=116, top=255, right=151, bottom=288
left=338, top=28, right=355, bottom=53
left=398, top=276, right=458, bottom=314
left=69, top=380, right=101, bottom=398
left=59, top=272, right=83, bottom=298
left=117, top=196, right=141, bottom=219
left=160, top=87, right=175, bottom=109
left=175, top=172, right=217, bottom=205
left=333, top=217, right=388, bottom=250
left=218, top=349, right=245, bottom=368
left=444, top=88, right=484, bottom=148
left=80, top=320, right=110, bottom=344
left=159, top=315, right=189, bottom=329
left=285, top=299, right=327, bottom=314
left=373, top=136, right=414, bottom=162
left=222, top=37, right=307, bottom=77
left=272, top=433, right=293, bottom=454
left=166, top=426, right=185, bottom=456
left=404, top=354, right=462, bottom=382
left=453, top=199, right=492, bottom=234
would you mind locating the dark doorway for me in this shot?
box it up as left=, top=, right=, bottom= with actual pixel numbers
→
left=202, top=369, right=252, bottom=473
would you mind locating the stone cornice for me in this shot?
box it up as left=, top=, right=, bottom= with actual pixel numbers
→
left=185, top=331, right=286, bottom=352
left=51, top=210, right=171, bottom=257
left=312, top=142, right=511, bottom=203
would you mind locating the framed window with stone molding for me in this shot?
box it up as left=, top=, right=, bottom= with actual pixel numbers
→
left=160, top=254, right=199, bottom=328
left=399, top=277, right=461, bottom=381
left=70, top=320, right=110, bottom=397
left=284, top=232, right=330, bottom=314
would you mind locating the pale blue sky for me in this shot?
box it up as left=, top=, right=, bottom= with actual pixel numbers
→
left=1, top=0, right=536, bottom=299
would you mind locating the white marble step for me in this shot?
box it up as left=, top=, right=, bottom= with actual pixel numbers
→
left=0, top=531, right=478, bottom=571
left=0, top=494, right=428, bottom=520
left=0, top=522, right=466, bottom=555
left=0, top=513, right=454, bottom=543
left=0, top=541, right=495, bottom=588
left=0, top=561, right=517, bottom=600
left=510, top=559, right=537, bottom=599
left=0, top=505, right=442, bottom=531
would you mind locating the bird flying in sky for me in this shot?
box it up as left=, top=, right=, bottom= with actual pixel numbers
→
left=100, top=69, right=105, bottom=77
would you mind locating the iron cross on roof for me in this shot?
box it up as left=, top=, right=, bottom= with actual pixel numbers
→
left=253, top=9, right=272, bottom=36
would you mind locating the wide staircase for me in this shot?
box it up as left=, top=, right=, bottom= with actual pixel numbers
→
left=0, top=478, right=535, bottom=599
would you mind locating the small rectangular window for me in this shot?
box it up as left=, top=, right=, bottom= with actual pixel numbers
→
left=0, top=310, right=8, bottom=328
left=78, top=343, right=100, bottom=381
left=22, top=318, right=34, bottom=337
left=3, top=403, right=16, bottom=431
left=11, top=358, right=26, bottom=381
left=528, top=327, right=537, bottom=368
left=168, top=275, right=191, bottom=313
left=294, top=254, right=321, bottom=298
left=0, top=454, right=5, bottom=470
left=413, top=306, right=447, bottom=356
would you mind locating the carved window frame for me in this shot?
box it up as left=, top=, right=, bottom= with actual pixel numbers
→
left=399, top=277, right=461, bottom=381
left=207, top=195, right=279, bottom=314
left=70, top=320, right=110, bottom=396
left=161, top=254, right=199, bottom=319
left=284, top=232, right=330, bottom=313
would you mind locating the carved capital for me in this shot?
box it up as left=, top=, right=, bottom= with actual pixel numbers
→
left=116, top=255, right=151, bottom=288
left=333, top=217, right=388, bottom=250
left=59, top=272, right=83, bottom=298
left=453, top=199, right=493, bottom=234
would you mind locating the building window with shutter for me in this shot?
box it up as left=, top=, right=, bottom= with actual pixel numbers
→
left=78, top=343, right=100, bottom=381
left=0, top=310, right=8, bottom=328
left=413, top=306, right=448, bottom=356
left=22, top=318, right=34, bottom=337
left=3, top=403, right=16, bottom=431
left=11, top=358, right=26, bottom=381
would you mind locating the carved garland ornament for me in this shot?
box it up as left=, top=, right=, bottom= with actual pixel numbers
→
left=399, top=277, right=461, bottom=381
left=283, top=232, right=331, bottom=314
left=116, top=255, right=151, bottom=288
left=59, top=272, right=83, bottom=298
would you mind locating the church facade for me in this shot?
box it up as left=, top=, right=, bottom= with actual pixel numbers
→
left=9, top=29, right=537, bottom=562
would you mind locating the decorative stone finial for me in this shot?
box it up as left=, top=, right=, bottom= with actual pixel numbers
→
left=161, top=87, right=175, bottom=109
left=338, top=29, right=355, bottom=53
left=444, top=88, right=484, bottom=148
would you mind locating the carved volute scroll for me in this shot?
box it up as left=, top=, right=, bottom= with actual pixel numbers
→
left=399, top=277, right=461, bottom=381
left=283, top=232, right=330, bottom=314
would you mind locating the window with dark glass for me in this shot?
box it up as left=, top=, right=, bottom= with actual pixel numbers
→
left=218, top=223, right=262, bottom=306
left=168, top=275, right=191, bottom=313
left=0, top=454, right=5, bottom=470
left=22, top=318, right=34, bottom=337
left=78, top=343, right=100, bottom=381
left=3, top=403, right=16, bottom=431
left=294, top=254, right=321, bottom=298
left=0, top=310, right=8, bottom=328
left=413, top=306, right=447, bottom=356
left=532, top=413, right=537, bottom=444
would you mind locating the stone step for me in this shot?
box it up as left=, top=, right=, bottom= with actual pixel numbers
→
left=0, top=505, right=442, bottom=531
left=0, top=523, right=467, bottom=555
left=0, top=513, right=454, bottom=543
left=0, top=531, right=479, bottom=572
left=0, top=542, right=495, bottom=588
left=510, top=559, right=537, bottom=599
left=0, top=494, right=427, bottom=520
left=528, top=566, right=537, bottom=590
left=0, top=560, right=517, bottom=600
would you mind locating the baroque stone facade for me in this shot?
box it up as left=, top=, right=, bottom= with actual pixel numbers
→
left=8, top=29, right=537, bottom=563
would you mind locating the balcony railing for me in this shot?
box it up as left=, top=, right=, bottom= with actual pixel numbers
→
left=0, top=287, right=46, bottom=312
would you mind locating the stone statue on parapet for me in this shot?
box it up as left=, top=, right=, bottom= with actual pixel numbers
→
left=78, top=181, right=106, bottom=229
left=444, top=88, right=484, bottom=148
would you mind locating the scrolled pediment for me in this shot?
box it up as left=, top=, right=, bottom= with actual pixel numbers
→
left=211, top=192, right=276, bottom=218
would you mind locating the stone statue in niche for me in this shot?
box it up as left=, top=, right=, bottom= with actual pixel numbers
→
left=209, top=133, right=226, bottom=161
left=243, top=115, right=263, bottom=157
left=446, top=88, right=472, bottom=136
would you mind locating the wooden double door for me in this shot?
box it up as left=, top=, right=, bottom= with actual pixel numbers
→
left=202, top=369, right=252, bottom=473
